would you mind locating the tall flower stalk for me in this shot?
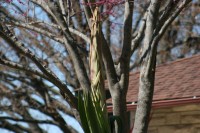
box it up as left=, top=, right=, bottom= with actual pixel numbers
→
left=90, top=6, right=107, bottom=116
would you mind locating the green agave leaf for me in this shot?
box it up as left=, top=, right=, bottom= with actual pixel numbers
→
left=91, top=91, right=110, bottom=133
left=84, top=92, right=102, bottom=133
left=78, top=90, right=111, bottom=133
left=78, top=92, right=90, bottom=133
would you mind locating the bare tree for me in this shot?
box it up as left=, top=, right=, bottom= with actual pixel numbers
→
left=0, top=0, right=198, bottom=133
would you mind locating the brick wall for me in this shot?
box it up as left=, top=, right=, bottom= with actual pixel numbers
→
left=130, top=104, right=200, bottom=133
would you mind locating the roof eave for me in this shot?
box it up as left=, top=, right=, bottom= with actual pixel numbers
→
left=107, top=97, right=200, bottom=112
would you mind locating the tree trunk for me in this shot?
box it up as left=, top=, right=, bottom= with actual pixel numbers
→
left=112, top=88, right=128, bottom=133
left=132, top=51, right=157, bottom=133
left=133, top=0, right=160, bottom=132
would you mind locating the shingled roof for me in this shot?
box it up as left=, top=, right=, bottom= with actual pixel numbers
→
left=107, top=54, right=200, bottom=112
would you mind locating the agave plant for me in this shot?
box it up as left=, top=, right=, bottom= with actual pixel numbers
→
left=78, top=7, right=111, bottom=133
left=78, top=7, right=123, bottom=133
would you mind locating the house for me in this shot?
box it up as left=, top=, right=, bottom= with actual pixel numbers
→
left=107, top=54, right=200, bottom=133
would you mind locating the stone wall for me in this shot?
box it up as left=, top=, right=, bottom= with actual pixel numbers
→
left=130, top=104, right=200, bottom=133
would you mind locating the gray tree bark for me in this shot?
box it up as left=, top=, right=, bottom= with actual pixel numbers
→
left=133, top=0, right=160, bottom=133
